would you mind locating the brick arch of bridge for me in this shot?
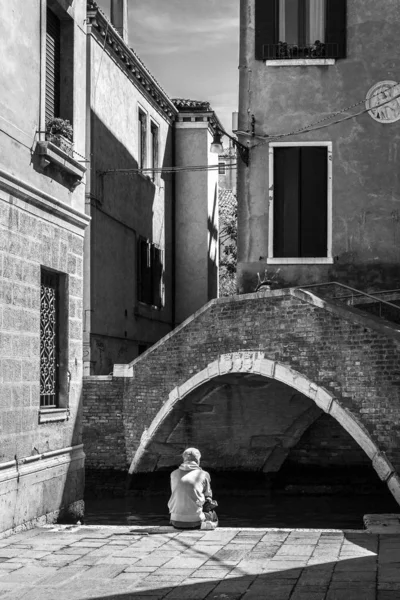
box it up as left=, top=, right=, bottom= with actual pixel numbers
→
left=129, top=352, right=400, bottom=505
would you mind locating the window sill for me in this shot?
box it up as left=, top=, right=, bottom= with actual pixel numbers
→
left=265, top=59, right=335, bottom=67
left=267, top=257, right=334, bottom=265
left=39, top=408, right=69, bottom=424
left=35, top=141, right=86, bottom=183
left=135, top=301, right=163, bottom=315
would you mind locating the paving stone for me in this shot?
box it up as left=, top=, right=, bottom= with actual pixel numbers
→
left=165, top=581, right=217, bottom=599
left=0, top=562, right=24, bottom=571
left=242, top=584, right=293, bottom=600
left=163, top=558, right=208, bottom=569
left=331, top=570, right=376, bottom=582
left=326, top=590, right=376, bottom=600
left=379, top=565, right=400, bottom=582
left=290, top=590, right=327, bottom=600
left=276, top=544, right=315, bottom=556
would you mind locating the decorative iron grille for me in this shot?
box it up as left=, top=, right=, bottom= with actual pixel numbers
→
left=263, top=42, right=339, bottom=60
left=40, top=270, right=59, bottom=408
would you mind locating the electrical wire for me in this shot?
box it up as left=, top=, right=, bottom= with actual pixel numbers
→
left=101, top=82, right=400, bottom=174
left=101, top=163, right=238, bottom=176
left=240, top=81, right=400, bottom=147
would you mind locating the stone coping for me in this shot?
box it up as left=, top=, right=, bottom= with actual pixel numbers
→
left=110, top=286, right=400, bottom=378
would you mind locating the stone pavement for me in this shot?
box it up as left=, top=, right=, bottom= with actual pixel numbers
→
left=0, top=525, right=399, bottom=600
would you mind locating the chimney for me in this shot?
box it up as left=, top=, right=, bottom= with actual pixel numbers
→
left=110, top=0, right=128, bottom=43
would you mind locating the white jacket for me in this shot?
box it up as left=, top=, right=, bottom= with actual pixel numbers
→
left=168, top=461, right=212, bottom=523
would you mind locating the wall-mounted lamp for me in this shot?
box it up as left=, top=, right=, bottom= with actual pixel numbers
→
left=210, top=128, right=249, bottom=166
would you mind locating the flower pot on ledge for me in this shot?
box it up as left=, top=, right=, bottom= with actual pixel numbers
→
left=45, top=133, right=74, bottom=158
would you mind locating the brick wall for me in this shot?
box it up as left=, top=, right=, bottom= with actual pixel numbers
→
left=286, top=414, right=371, bottom=468
left=83, top=289, right=400, bottom=484
left=82, top=377, right=126, bottom=470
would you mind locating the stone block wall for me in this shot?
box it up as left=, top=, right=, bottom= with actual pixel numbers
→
left=0, top=194, right=86, bottom=534
left=0, top=199, right=84, bottom=460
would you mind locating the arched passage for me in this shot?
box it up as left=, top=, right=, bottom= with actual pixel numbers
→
left=129, top=352, right=400, bottom=506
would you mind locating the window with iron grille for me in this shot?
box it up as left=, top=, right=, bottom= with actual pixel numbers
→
left=137, top=238, right=163, bottom=308
left=255, top=0, right=346, bottom=60
left=40, top=269, right=60, bottom=408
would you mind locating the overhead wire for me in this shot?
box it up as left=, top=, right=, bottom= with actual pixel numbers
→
left=246, top=81, right=400, bottom=147
left=101, top=164, right=238, bottom=176
left=101, top=81, right=400, bottom=175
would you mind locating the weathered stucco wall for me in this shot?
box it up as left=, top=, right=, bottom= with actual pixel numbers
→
left=237, top=0, right=400, bottom=293
left=85, top=25, right=175, bottom=374
left=174, top=125, right=219, bottom=324
left=0, top=0, right=87, bottom=214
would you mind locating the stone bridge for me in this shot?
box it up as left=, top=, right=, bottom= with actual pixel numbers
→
left=83, top=288, right=400, bottom=505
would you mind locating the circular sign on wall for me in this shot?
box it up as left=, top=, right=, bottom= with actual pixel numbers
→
left=366, top=81, right=400, bottom=123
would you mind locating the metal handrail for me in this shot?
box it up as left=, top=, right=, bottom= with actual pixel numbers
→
left=296, top=281, right=400, bottom=316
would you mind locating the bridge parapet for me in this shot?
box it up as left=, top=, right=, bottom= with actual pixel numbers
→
left=83, top=288, right=400, bottom=504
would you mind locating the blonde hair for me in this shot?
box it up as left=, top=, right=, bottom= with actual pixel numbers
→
left=182, top=448, right=201, bottom=463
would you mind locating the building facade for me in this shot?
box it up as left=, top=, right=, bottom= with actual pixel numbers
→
left=0, top=0, right=89, bottom=534
left=84, top=3, right=221, bottom=373
left=173, top=99, right=220, bottom=324
left=237, top=0, right=400, bottom=293
left=85, top=1, right=177, bottom=375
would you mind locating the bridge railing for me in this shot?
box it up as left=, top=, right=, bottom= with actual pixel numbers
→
left=296, top=282, right=400, bottom=325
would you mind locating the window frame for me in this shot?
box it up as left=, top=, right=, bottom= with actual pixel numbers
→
left=219, top=161, right=226, bottom=175
left=255, top=0, right=346, bottom=63
left=40, top=1, right=75, bottom=139
left=138, top=107, right=148, bottom=171
left=137, top=237, right=164, bottom=309
left=149, top=120, right=159, bottom=183
left=267, top=141, right=333, bottom=265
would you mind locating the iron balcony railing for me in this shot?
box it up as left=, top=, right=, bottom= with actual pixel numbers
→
left=263, top=42, right=339, bottom=60
left=295, top=282, right=400, bottom=325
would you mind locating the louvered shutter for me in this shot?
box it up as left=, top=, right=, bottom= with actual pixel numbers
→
left=255, top=0, right=278, bottom=60
left=325, top=0, right=347, bottom=58
left=45, top=8, right=61, bottom=122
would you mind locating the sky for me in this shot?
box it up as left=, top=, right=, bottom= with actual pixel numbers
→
left=97, top=0, right=240, bottom=132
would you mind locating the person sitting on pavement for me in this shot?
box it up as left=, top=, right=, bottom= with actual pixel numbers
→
left=168, top=447, right=218, bottom=530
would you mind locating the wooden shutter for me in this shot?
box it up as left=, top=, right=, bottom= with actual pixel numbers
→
left=151, top=245, right=162, bottom=308
left=138, top=238, right=152, bottom=304
left=45, top=8, right=61, bottom=122
left=255, top=0, right=278, bottom=60
left=273, top=147, right=301, bottom=258
left=325, top=0, right=347, bottom=58
left=300, top=147, right=328, bottom=257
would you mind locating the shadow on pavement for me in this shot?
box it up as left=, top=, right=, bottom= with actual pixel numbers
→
left=81, top=531, right=390, bottom=600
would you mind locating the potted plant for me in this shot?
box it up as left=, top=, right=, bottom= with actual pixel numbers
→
left=45, top=118, right=74, bottom=157
left=256, top=269, right=281, bottom=292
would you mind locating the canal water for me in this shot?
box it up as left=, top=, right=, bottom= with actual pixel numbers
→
left=84, top=471, right=399, bottom=529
